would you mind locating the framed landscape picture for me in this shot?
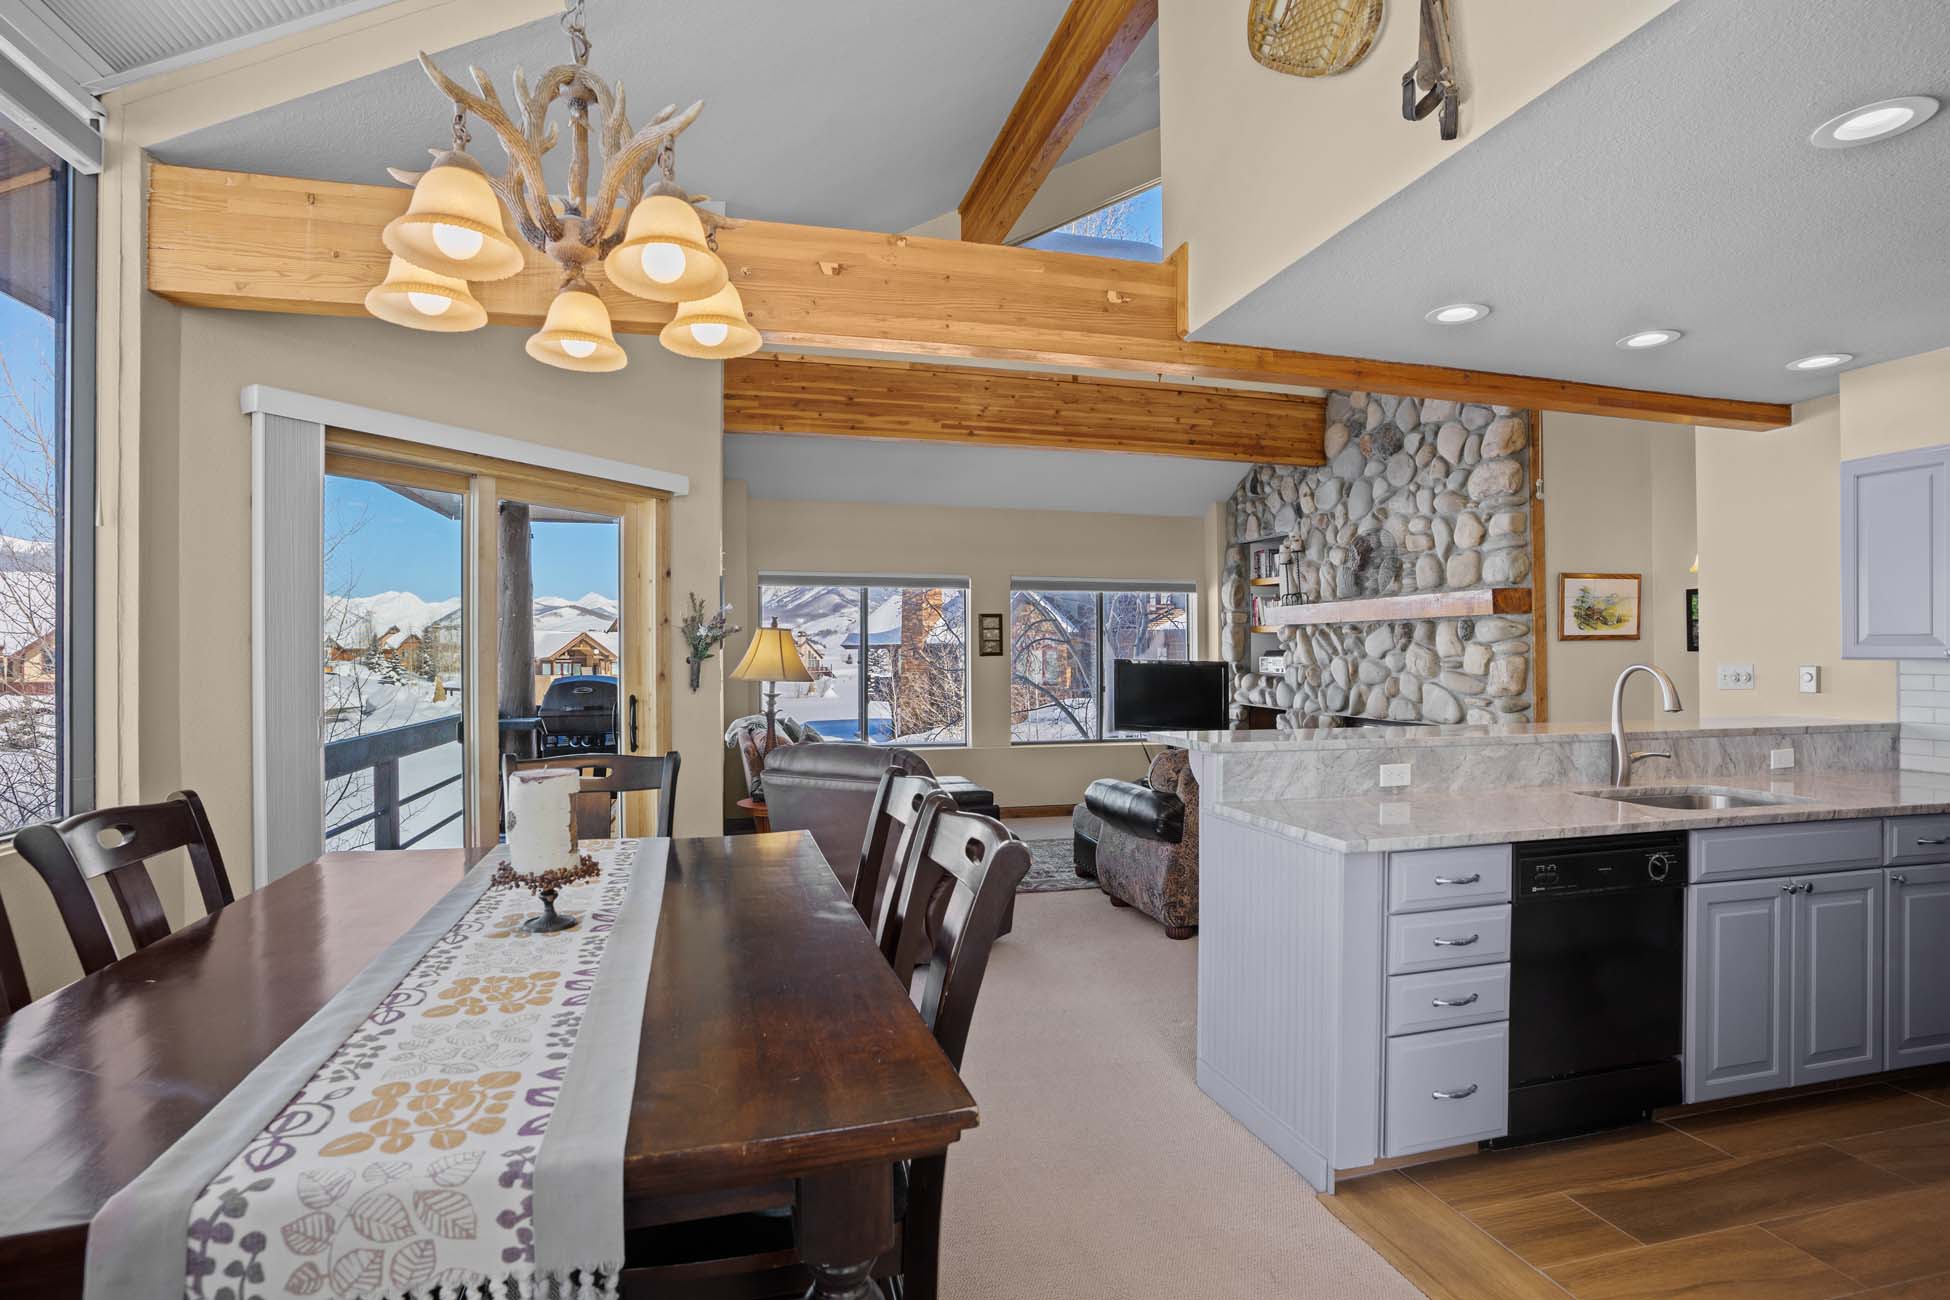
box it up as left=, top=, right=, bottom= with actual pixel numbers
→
left=1560, top=573, right=1642, bottom=640
left=978, top=612, right=1004, bottom=656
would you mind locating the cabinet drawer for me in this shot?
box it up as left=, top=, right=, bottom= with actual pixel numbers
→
left=1689, top=819, right=1884, bottom=884
left=1387, top=904, right=1513, bottom=974
left=1888, top=815, right=1950, bottom=866
left=1384, top=1022, right=1509, bottom=1157
left=1388, top=844, right=1512, bottom=913
left=1387, top=964, right=1511, bottom=1036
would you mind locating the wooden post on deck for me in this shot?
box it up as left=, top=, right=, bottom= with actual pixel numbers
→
left=498, top=501, right=534, bottom=755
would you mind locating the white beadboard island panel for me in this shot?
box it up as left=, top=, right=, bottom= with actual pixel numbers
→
left=1197, top=809, right=1385, bottom=1191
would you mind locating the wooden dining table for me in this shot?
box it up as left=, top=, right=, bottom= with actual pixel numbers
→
left=0, top=831, right=978, bottom=1300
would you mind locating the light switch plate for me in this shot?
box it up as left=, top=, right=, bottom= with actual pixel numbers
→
left=1770, top=747, right=1795, bottom=770
left=1798, top=665, right=1820, bottom=694
left=1379, top=763, right=1411, bottom=788
left=1717, top=663, right=1756, bottom=690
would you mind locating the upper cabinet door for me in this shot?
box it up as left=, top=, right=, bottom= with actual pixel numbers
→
left=1841, top=446, right=1950, bottom=659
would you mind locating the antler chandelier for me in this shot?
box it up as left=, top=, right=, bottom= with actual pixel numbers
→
left=364, top=0, right=760, bottom=371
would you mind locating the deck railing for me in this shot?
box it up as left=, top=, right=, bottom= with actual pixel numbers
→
left=324, top=715, right=464, bottom=849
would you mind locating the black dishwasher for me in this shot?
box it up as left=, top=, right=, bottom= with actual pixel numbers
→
left=1500, top=832, right=1687, bottom=1146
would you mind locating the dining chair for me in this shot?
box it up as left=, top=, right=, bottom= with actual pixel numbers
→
left=853, top=769, right=940, bottom=934
left=621, top=795, right=1028, bottom=1300
left=0, top=887, right=31, bottom=1017
left=13, top=790, right=234, bottom=977
left=503, top=751, right=682, bottom=838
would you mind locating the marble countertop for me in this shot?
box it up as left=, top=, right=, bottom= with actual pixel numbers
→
left=1212, top=768, right=1950, bottom=853
left=1155, top=717, right=1897, bottom=753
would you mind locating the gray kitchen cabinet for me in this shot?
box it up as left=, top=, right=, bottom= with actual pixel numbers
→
left=1793, top=869, right=1884, bottom=1085
left=1887, top=862, right=1950, bottom=1068
left=1840, top=445, right=1950, bottom=659
left=1688, top=878, right=1794, bottom=1102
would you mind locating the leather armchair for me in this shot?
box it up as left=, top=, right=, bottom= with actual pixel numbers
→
left=1077, top=748, right=1199, bottom=939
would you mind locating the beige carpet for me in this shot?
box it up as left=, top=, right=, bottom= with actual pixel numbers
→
left=940, top=888, right=1424, bottom=1299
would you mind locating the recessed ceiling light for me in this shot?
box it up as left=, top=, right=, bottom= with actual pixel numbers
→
left=1426, top=303, right=1489, bottom=325
left=1786, top=353, right=1855, bottom=371
left=1617, top=328, right=1682, bottom=350
left=1810, top=95, right=1938, bottom=148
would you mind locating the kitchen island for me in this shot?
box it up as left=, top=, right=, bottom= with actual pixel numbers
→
left=1171, top=718, right=1950, bottom=1192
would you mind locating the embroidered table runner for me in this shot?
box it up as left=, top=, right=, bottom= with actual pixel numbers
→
left=85, top=838, right=668, bottom=1300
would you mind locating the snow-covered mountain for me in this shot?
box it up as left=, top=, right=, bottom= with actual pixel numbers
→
left=325, top=590, right=461, bottom=642
left=534, top=591, right=618, bottom=635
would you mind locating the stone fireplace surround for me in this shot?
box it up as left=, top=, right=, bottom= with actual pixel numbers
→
left=1222, top=392, right=1536, bottom=729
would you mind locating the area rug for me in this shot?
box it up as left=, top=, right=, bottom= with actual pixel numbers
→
left=1017, top=837, right=1096, bottom=893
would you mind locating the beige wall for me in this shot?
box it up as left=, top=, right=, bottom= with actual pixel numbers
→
left=1840, top=345, right=1950, bottom=461
left=1159, top=0, right=1676, bottom=330
left=907, top=128, right=1162, bottom=243
left=0, top=304, right=726, bottom=998
left=1541, top=413, right=1698, bottom=725
left=1694, top=396, right=1893, bottom=720
left=726, top=491, right=1207, bottom=809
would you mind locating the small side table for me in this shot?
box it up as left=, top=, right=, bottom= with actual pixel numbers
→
left=736, top=797, right=770, bottom=833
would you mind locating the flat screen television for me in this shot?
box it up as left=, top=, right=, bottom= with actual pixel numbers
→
left=1111, top=659, right=1231, bottom=732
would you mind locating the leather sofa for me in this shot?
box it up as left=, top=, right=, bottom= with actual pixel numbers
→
left=1077, top=747, right=1199, bottom=939
left=761, top=742, right=1010, bottom=936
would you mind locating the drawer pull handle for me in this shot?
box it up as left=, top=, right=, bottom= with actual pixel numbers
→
left=1431, top=1084, right=1479, bottom=1101
left=1431, top=934, right=1480, bottom=947
left=1433, top=873, right=1482, bottom=886
left=1916, top=837, right=1950, bottom=846
left=1431, top=993, right=1480, bottom=1008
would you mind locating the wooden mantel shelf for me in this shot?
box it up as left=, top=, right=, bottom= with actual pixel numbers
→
left=1263, top=587, right=1533, bottom=628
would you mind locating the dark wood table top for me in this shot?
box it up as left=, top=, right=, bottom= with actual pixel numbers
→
left=0, top=832, right=977, bottom=1297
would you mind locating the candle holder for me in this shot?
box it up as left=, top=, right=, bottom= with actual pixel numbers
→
left=492, top=854, right=603, bottom=933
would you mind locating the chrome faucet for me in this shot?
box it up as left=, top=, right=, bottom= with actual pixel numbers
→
left=1610, top=663, right=1683, bottom=786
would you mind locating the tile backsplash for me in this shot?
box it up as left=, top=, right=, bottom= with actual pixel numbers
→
left=1898, top=659, right=1950, bottom=772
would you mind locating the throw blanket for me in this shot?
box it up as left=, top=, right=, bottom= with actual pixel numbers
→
left=85, top=839, right=668, bottom=1300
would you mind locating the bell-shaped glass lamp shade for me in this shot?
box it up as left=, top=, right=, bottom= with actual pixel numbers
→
left=382, top=152, right=525, bottom=281
left=525, top=288, right=627, bottom=372
left=659, top=283, right=761, bottom=360
left=364, top=256, right=488, bottom=332
left=603, top=194, right=727, bottom=303
left=730, top=621, right=813, bottom=684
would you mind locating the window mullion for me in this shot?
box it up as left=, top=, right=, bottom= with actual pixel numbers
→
left=858, top=586, right=869, bottom=743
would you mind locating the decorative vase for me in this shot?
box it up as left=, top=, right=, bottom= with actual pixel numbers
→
left=688, top=655, right=703, bottom=691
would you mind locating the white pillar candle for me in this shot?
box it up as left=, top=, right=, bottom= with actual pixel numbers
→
left=507, top=767, right=579, bottom=871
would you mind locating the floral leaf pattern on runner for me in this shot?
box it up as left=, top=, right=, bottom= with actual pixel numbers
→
left=185, top=841, right=639, bottom=1298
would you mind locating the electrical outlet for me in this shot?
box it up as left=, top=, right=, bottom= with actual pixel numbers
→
left=1717, top=663, right=1756, bottom=690
left=1799, top=665, right=1820, bottom=694
left=1770, top=747, right=1796, bottom=770
left=1379, top=763, right=1411, bottom=788
left=1378, top=800, right=1412, bottom=825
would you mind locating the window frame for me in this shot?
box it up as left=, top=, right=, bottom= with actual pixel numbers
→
left=755, top=576, right=970, bottom=749
left=1008, top=582, right=1196, bottom=746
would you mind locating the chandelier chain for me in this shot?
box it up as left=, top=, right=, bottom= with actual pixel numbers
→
left=451, top=106, right=470, bottom=152
left=562, top=0, right=591, bottom=66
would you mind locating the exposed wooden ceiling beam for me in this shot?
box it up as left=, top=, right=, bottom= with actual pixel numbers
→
left=724, top=354, right=1323, bottom=464
left=144, top=164, right=1792, bottom=431
left=956, top=0, right=1157, bottom=244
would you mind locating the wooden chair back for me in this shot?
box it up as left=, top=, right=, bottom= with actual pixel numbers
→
left=853, top=769, right=940, bottom=933
left=0, top=886, right=30, bottom=1017
left=503, top=751, right=682, bottom=838
left=885, top=797, right=1031, bottom=1070
left=13, top=790, right=233, bottom=976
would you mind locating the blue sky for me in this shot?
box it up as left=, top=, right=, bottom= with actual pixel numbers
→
left=0, top=291, right=55, bottom=541
left=325, top=475, right=618, bottom=601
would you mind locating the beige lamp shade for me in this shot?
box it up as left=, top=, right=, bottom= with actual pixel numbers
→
left=383, top=151, right=526, bottom=281
left=364, top=255, right=488, bottom=332
left=603, top=194, right=728, bottom=303
left=730, top=622, right=813, bottom=683
left=659, top=283, right=762, bottom=360
left=526, top=288, right=628, bottom=372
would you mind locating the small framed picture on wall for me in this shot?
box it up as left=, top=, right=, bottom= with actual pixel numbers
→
left=978, top=612, right=1004, bottom=656
left=1559, top=573, right=1642, bottom=640
left=1686, top=588, right=1699, bottom=652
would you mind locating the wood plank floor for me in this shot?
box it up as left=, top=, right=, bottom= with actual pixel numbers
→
left=1323, top=1068, right=1950, bottom=1299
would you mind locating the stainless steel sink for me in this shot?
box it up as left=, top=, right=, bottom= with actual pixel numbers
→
left=1580, top=786, right=1805, bottom=811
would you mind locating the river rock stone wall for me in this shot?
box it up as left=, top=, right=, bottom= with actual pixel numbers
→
left=1222, top=393, right=1536, bottom=728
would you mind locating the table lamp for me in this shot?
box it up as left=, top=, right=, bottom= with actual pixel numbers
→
left=730, top=618, right=813, bottom=754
